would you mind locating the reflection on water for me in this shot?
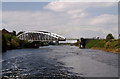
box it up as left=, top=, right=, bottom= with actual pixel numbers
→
left=1, top=45, right=118, bottom=78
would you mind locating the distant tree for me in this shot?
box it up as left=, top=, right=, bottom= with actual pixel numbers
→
left=12, top=30, right=16, bottom=36
left=2, top=34, right=7, bottom=52
left=119, top=34, right=120, bottom=39
left=106, top=33, right=114, bottom=40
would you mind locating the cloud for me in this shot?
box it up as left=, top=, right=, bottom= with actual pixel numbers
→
left=44, top=2, right=117, bottom=19
left=67, top=9, right=88, bottom=18
left=3, top=0, right=119, bottom=2
left=44, top=2, right=116, bottom=12
left=58, top=0, right=119, bottom=2
left=2, top=2, right=118, bottom=38
left=89, top=14, right=117, bottom=26
left=3, top=11, right=117, bottom=38
left=2, top=11, right=73, bottom=32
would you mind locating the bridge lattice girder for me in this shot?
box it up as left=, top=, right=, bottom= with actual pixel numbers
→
left=17, top=31, right=66, bottom=42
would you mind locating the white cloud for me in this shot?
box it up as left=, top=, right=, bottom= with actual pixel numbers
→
left=58, top=0, right=119, bottom=2
left=89, top=14, right=117, bottom=26
left=2, top=11, right=73, bottom=33
left=44, top=2, right=116, bottom=12
left=2, top=2, right=118, bottom=38
left=71, top=13, right=87, bottom=18
left=2, top=0, right=119, bottom=2
left=67, top=9, right=83, bottom=14
left=44, top=2, right=117, bottom=20
left=67, top=9, right=88, bottom=18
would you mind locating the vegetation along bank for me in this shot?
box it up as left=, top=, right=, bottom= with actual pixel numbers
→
left=75, top=33, right=120, bottom=54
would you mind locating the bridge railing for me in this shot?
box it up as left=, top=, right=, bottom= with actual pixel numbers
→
left=17, top=31, right=66, bottom=42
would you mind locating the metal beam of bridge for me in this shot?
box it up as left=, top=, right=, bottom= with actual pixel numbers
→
left=17, top=31, right=66, bottom=42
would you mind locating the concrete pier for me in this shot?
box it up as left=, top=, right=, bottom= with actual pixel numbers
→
left=79, top=38, right=94, bottom=48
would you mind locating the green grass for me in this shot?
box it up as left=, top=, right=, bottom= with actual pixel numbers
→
left=85, top=40, right=106, bottom=48
left=2, top=34, right=32, bottom=52
left=85, top=39, right=120, bottom=53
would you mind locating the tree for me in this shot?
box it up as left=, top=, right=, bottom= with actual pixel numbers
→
left=118, top=34, right=120, bottom=39
left=12, top=30, right=16, bottom=36
left=106, top=33, right=114, bottom=40
left=2, top=34, right=7, bottom=52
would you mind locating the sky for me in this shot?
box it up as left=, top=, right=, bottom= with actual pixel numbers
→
left=2, top=0, right=119, bottom=2
left=2, top=1, right=118, bottom=39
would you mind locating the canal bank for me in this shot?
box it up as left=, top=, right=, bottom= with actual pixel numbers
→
left=74, top=39, right=120, bottom=54
left=2, top=33, right=34, bottom=52
left=85, top=39, right=120, bottom=54
left=1, top=45, right=118, bottom=78
left=2, top=33, right=54, bottom=52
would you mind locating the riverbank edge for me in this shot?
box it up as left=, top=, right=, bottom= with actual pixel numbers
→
left=85, top=39, right=120, bottom=54
left=74, top=39, right=120, bottom=54
left=74, top=45, right=120, bottom=54
left=89, top=47, right=120, bottom=54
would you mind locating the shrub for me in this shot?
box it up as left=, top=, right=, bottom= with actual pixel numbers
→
left=106, top=33, right=114, bottom=40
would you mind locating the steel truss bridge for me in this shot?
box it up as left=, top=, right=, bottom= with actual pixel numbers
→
left=17, top=31, right=66, bottom=42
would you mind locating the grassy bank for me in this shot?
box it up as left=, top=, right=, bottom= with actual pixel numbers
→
left=2, top=34, right=33, bottom=52
left=85, top=39, right=120, bottom=54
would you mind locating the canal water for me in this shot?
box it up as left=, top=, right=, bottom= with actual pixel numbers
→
left=1, top=45, right=119, bottom=78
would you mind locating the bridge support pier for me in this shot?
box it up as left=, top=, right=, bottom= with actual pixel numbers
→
left=79, top=38, right=86, bottom=48
left=56, top=41, right=59, bottom=45
left=79, top=38, right=94, bottom=48
left=31, top=41, right=40, bottom=48
left=77, top=39, right=81, bottom=48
